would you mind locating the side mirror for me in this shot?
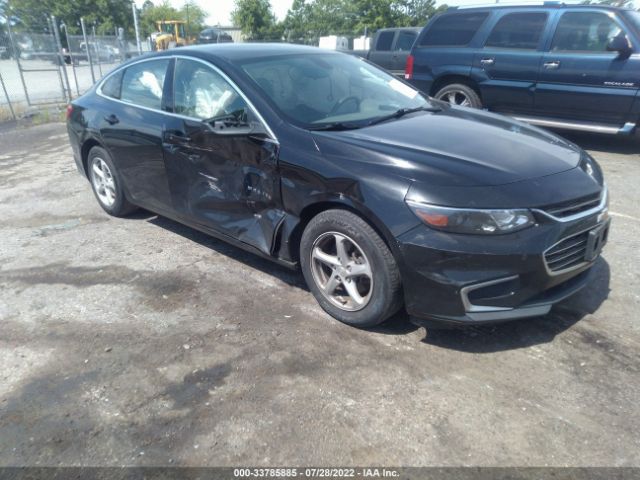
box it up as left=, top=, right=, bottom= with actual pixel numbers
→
left=202, top=109, right=251, bottom=136
left=607, top=34, right=632, bottom=57
left=205, top=119, right=253, bottom=136
left=202, top=109, right=272, bottom=139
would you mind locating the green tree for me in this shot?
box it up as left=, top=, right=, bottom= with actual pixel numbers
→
left=139, top=1, right=180, bottom=37
left=139, top=0, right=208, bottom=38
left=394, top=0, right=447, bottom=27
left=283, top=0, right=311, bottom=42
left=232, top=0, right=280, bottom=40
left=5, top=0, right=133, bottom=35
left=282, top=0, right=445, bottom=44
left=181, top=1, right=207, bottom=37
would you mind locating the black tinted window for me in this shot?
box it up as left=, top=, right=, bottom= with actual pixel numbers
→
left=485, top=12, right=547, bottom=49
left=376, top=31, right=395, bottom=51
left=121, top=59, right=169, bottom=110
left=101, top=70, right=123, bottom=99
left=396, top=31, right=417, bottom=51
left=420, top=12, right=489, bottom=46
left=551, top=12, right=622, bottom=52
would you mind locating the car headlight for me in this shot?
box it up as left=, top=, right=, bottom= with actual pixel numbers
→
left=406, top=201, right=535, bottom=235
left=579, top=152, right=603, bottom=184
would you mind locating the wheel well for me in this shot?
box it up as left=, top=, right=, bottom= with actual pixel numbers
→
left=430, top=75, right=481, bottom=99
left=80, top=138, right=102, bottom=177
left=287, top=201, right=395, bottom=263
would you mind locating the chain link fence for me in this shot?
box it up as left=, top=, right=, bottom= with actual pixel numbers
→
left=0, top=18, right=149, bottom=122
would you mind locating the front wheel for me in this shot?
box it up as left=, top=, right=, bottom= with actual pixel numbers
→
left=300, top=209, right=402, bottom=327
left=434, top=83, right=482, bottom=109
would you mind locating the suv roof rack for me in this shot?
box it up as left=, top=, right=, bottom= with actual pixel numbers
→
left=447, top=1, right=586, bottom=10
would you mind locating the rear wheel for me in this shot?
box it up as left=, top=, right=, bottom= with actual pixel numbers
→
left=300, top=209, right=402, bottom=327
left=88, top=146, right=137, bottom=217
left=434, top=83, right=482, bottom=109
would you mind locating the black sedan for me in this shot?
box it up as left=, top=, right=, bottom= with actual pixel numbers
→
left=66, top=44, right=610, bottom=327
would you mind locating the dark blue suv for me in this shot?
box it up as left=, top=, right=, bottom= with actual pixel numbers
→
left=405, top=4, right=640, bottom=135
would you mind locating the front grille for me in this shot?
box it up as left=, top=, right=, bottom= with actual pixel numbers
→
left=543, top=192, right=601, bottom=219
left=544, top=230, right=589, bottom=273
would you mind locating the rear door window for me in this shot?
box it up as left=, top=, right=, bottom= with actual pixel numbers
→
left=396, top=31, right=417, bottom=51
left=551, top=12, right=623, bottom=52
left=420, top=12, right=489, bottom=46
left=101, top=70, right=123, bottom=99
left=376, top=31, right=395, bottom=51
left=485, top=12, right=548, bottom=49
left=120, top=59, right=170, bottom=110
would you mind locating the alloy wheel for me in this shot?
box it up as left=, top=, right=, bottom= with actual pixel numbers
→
left=437, top=90, right=472, bottom=107
left=310, top=232, right=373, bottom=312
left=90, top=157, right=116, bottom=207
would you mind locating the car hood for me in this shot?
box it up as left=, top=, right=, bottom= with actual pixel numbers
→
left=313, top=107, right=582, bottom=187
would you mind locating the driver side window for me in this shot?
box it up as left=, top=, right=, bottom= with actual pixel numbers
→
left=173, top=58, right=247, bottom=119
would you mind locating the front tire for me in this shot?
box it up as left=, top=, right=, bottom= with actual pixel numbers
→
left=300, top=209, right=402, bottom=327
left=434, top=83, right=482, bottom=109
left=87, top=146, right=137, bottom=217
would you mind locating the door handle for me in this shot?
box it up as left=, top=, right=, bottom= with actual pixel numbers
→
left=166, top=133, right=192, bottom=144
left=104, top=114, right=119, bottom=125
left=480, top=58, right=495, bottom=66
left=543, top=61, right=560, bottom=69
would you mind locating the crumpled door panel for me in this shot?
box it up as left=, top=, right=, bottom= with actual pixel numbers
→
left=163, top=119, right=283, bottom=255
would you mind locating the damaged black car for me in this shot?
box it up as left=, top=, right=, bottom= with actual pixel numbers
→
left=66, top=44, right=610, bottom=327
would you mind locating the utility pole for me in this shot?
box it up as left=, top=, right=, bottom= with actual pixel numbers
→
left=61, top=23, right=80, bottom=96
left=51, top=15, right=72, bottom=101
left=80, top=17, right=95, bottom=83
left=132, top=1, right=142, bottom=54
left=186, top=3, right=191, bottom=41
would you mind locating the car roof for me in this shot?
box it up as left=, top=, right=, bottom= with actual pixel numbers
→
left=445, top=3, right=632, bottom=12
left=377, top=27, right=422, bottom=32
left=162, top=43, right=337, bottom=62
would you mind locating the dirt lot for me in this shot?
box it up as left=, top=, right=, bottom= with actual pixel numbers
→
left=0, top=123, right=639, bottom=467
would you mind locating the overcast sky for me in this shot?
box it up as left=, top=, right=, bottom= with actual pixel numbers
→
left=136, top=0, right=637, bottom=26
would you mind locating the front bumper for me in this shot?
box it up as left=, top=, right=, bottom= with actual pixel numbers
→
left=396, top=204, right=609, bottom=325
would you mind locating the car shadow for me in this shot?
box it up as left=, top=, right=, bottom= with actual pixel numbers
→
left=553, top=129, right=640, bottom=155
left=145, top=214, right=306, bottom=289
left=419, top=257, right=611, bottom=353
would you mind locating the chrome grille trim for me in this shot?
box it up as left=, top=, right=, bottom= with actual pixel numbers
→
left=543, top=227, right=594, bottom=276
left=545, top=194, right=601, bottom=217
left=533, top=185, right=608, bottom=223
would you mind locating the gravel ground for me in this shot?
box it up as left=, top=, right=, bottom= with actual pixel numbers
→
left=0, top=123, right=639, bottom=467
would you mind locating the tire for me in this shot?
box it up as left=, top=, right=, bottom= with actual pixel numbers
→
left=434, top=83, right=482, bottom=109
left=300, top=209, right=402, bottom=327
left=87, top=146, right=137, bottom=217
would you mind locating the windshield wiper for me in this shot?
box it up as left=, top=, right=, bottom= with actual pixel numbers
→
left=308, top=122, right=363, bottom=131
left=367, top=105, right=441, bottom=127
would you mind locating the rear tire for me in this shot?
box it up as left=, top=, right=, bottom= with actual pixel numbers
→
left=87, top=146, right=137, bottom=217
left=300, top=209, right=402, bottom=327
left=434, top=83, right=482, bottom=109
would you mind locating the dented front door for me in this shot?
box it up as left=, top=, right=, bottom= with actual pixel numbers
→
left=162, top=117, right=282, bottom=254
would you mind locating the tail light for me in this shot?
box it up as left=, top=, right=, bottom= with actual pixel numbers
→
left=66, top=104, right=73, bottom=120
left=404, top=55, right=414, bottom=80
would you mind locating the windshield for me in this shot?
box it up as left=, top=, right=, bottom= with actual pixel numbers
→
left=623, top=10, right=640, bottom=34
left=240, top=53, right=431, bottom=128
